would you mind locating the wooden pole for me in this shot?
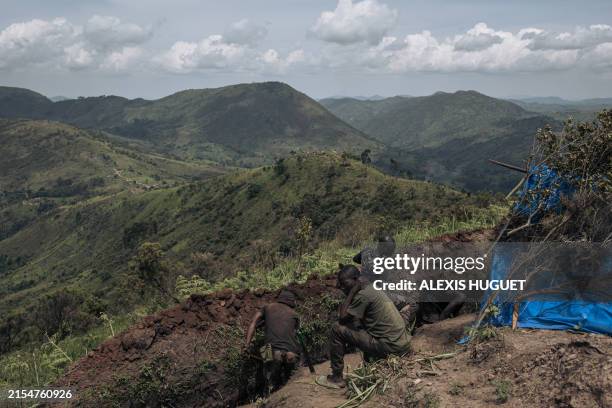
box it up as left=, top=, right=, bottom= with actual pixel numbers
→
left=488, top=159, right=528, bottom=174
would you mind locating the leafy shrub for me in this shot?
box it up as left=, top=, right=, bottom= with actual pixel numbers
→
left=32, top=290, right=101, bottom=339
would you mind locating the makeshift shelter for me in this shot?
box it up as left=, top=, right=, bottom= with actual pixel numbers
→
left=482, top=164, right=612, bottom=336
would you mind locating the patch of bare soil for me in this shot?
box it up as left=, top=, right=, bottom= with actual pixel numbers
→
left=243, top=354, right=365, bottom=408
left=52, top=275, right=341, bottom=407
left=430, top=228, right=496, bottom=244
left=260, top=314, right=611, bottom=408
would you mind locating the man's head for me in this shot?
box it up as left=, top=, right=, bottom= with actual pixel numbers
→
left=336, top=264, right=360, bottom=295
left=376, top=234, right=396, bottom=257
left=277, top=289, right=297, bottom=308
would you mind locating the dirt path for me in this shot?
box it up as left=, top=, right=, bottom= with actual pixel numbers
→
left=257, top=314, right=611, bottom=408
left=240, top=354, right=364, bottom=408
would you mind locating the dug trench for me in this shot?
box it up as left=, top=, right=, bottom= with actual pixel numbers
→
left=51, top=276, right=612, bottom=408
left=51, top=274, right=345, bottom=407
left=254, top=314, right=611, bottom=408
left=47, top=229, right=491, bottom=407
left=50, top=228, right=611, bottom=407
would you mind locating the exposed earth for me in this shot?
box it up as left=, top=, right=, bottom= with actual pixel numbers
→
left=51, top=229, right=610, bottom=407
left=256, top=314, right=611, bottom=408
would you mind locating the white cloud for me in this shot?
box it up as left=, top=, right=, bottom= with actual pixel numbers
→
left=2, top=14, right=611, bottom=77
left=101, top=46, right=144, bottom=71
left=311, top=0, right=398, bottom=45
left=0, top=16, right=151, bottom=72
left=319, top=22, right=612, bottom=74
left=157, top=19, right=304, bottom=74
left=453, top=22, right=504, bottom=51
left=0, top=18, right=76, bottom=69
left=156, top=35, right=249, bottom=72
left=84, top=15, right=152, bottom=49
left=223, top=19, right=268, bottom=46
left=528, top=24, right=612, bottom=50
left=259, top=49, right=305, bottom=73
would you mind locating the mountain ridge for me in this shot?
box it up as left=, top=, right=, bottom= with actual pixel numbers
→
left=0, top=82, right=379, bottom=166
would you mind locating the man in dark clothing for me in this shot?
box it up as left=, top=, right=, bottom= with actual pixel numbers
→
left=327, top=265, right=411, bottom=386
left=353, top=235, right=420, bottom=327
left=354, top=235, right=465, bottom=328
left=245, top=289, right=300, bottom=391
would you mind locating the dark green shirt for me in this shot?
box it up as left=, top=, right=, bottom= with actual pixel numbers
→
left=347, top=283, right=411, bottom=353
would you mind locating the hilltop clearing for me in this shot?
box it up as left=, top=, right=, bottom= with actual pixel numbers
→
left=257, top=314, right=610, bottom=408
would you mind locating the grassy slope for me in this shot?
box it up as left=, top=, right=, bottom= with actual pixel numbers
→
left=0, top=119, right=225, bottom=242
left=0, top=119, right=223, bottom=192
left=0, top=202, right=504, bottom=392
left=0, top=152, right=500, bottom=320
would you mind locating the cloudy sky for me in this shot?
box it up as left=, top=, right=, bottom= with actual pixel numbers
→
left=2, top=0, right=612, bottom=99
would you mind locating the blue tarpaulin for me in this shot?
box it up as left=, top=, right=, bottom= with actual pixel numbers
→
left=514, top=164, right=574, bottom=220
left=479, top=164, right=612, bottom=336
left=490, top=300, right=612, bottom=335
left=485, top=248, right=612, bottom=335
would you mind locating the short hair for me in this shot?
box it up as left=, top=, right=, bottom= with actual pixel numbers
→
left=376, top=233, right=395, bottom=244
left=338, top=264, right=360, bottom=281
left=277, top=289, right=296, bottom=307
left=376, top=234, right=396, bottom=257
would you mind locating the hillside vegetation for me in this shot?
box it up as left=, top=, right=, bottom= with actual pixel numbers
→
left=1, top=83, right=575, bottom=192
left=508, top=97, right=612, bottom=122
left=0, top=119, right=224, bottom=241
left=321, top=91, right=562, bottom=191
left=0, top=152, right=501, bottom=355
left=321, top=91, right=536, bottom=148
left=0, top=83, right=377, bottom=166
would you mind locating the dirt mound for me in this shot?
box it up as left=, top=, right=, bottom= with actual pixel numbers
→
left=259, top=315, right=611, bottom=408
left=431, top=228, right=496, bottom=244
left=53, top=275, right=341, bottom=407
left=515, top=340, right=610, bottom=407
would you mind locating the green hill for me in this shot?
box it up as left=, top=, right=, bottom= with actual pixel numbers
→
left=321, top=91, right=561, bottom=192
left=0, top=119, right=225, bottom=241
left=508, top=97, right=611, bottom=122
left=0, top=87, right=53, bottom=118
left=0, top=152, right=499, bottom=351
left=0, top=83, right=378, bottom=166
left=320, top=90, right=537, bottom=148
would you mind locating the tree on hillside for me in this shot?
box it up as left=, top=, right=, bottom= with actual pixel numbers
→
left=132, top=242, right=180, bottom=304
left=360, top=149, right=371, bottom=165
left=294, top=216, right=313, bottom=280
left=32, top=290, right=101, bottom=339
left=0, top=315, right=25, bottom=353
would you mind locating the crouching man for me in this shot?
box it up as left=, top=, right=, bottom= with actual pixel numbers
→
left=245, top=289, right=300, bottom=392
left=327, top=265, right=411, bottom=386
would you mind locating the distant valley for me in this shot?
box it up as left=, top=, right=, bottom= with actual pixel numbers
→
left=1, top=83, right=589, bottom=193
left=321, top=91, right=563, bottom=191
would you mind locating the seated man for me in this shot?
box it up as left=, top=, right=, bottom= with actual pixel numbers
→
left=328, top=265, right=411, bottom=385
left=245, top=289, right=300, bottom=392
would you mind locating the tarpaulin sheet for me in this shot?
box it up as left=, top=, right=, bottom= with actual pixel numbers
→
left=484, top=247, right=612, bottom=335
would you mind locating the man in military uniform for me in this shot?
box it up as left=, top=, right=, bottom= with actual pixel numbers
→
left=245, top=289, right=300, bottom=391
left=327, top=265, right=411, bottom=386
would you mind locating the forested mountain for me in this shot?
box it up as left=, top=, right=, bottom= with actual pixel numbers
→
left=0, top=83, right=377, bottom=166
left=321, top=91, right=562, bottom=192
